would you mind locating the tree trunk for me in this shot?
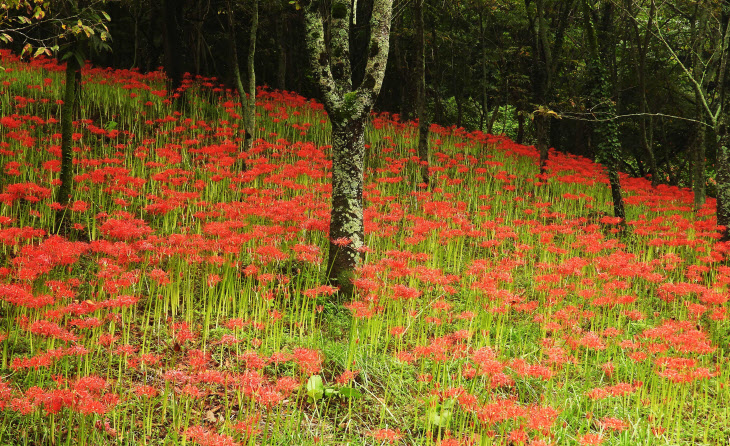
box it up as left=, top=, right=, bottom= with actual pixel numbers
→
left=487, top=102, right=500, bottom=135
left=162, top=0, right=183, bottom=93
left=480, top=7, right=488, bottom=133
left=693, top=112, right=707, bottom=210
left=229, top=0, right=258, bottom=170
left=630, top=0, right=659, bottom=187
left=692, top=6, right=708, bottom=208
left=55, top=55, right=80, bottom=233
left=244, top=0, right=258, bottom=153
left=431, top=14, right=442, bottom=123
left=304, top=0, right=394, bottom=298
left=415, top=0, right=429, bottom=186
left=584, top=0, right=625, bottom=220
left=327, top=119, right=366, bottom=296
left=717, top=128, right=730, bottom=240
left=132, top=10, right=139, bottom=69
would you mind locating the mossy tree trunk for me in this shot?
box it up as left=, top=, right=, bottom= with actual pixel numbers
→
left=55, top=55, right=81, bottom=233
left=715, top=13, right=730, bottom=239
left=303, top=0, right=394, bottom=298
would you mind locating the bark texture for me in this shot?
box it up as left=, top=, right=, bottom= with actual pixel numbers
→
left=718, top=131, right=730, bottom=240
left=303, top=0, right=394, bottom=297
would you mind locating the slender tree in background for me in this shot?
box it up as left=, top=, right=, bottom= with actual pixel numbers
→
left=228, top=0, right=258, bottom=165
left=303, top=0, right=394, bottom=297
left=274, top=1, right=287, bottom=91
left=55, top=52, right=81, bottom=233
left=690, top=2, right=709, bottom=209
left=583, top=0, right=624, bottom=219
left=654, top=0, right=730, bottom=235
left=162, top=0, right=184, bottom=93
left=710, top=3, right=730, bottom=239
left=53, top=1, right=111, bottom=233
left=525, top=0, right=574, bottom=175
left=625, top=0, right=658, bottom=187
left=415, top=0, right=429, bottom=186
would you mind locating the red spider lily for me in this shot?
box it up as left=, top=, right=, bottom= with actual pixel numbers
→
left=0, top=182, right=52, bottom=205
left=98, top=216, right=153, bottom=240
left=597, top=417, right=629, bottom=432
left=185, top=426, right=240, bottom=446
left=134, top=385, right=159, bottom=398
left=233, top=414, right=261, bottom=438
left=336, top=369, right=358, bottom=385
left=578, top=433, right=603, bottom=445
left=171, top=321, right=198, bottom=344
left=292, top=348, right=322, bottom=375
left=369, top=428, right=403, bottom=444
left=585, top=382, right=638, bottom=400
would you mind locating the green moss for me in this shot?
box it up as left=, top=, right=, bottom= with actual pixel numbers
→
left=369, top=41, right=380, bottom=59
left=332, top=91, right=358, bottom=122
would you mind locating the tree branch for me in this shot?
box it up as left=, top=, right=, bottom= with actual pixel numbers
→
left=355, top=0, right=394, bottom=112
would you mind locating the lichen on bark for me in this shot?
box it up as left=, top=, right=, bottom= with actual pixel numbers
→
left=303, top=0, right=394, bottom=299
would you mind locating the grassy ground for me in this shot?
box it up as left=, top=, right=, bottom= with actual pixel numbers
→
left=0, top=49, right=728, bottom=445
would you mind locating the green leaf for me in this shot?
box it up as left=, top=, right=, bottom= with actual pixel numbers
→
left=306, top=375, right=324, bottom=401
left=33, top=46, right=45, bottom=58
left=324, top=387, right=338, bottom=397
left=338, top=387, right=362, bottom=399
left=428, top=409, right=452, bottom=428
